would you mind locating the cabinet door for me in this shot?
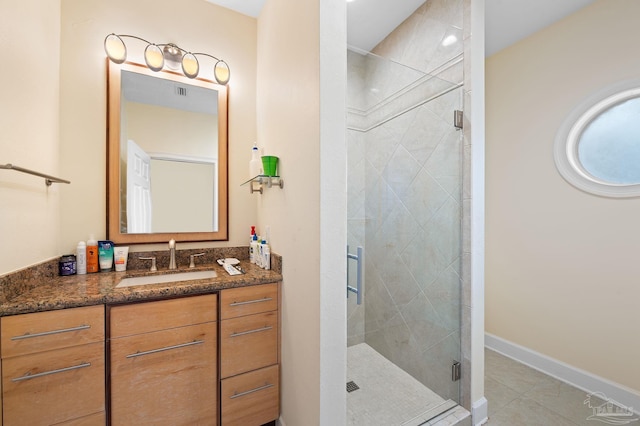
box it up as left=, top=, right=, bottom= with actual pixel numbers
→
left=221, top=365, right=279, bottom=426
left=2, top=342, right=105, bottom=426
left=110, top=294, right=217, bottom=338
left=1, top=305, right=104, bottom=357
left=110, top=322, right=217, bottom=425
left=220, top=284, right=278, bottom=320
left=220, top=311, right=278, bottom=378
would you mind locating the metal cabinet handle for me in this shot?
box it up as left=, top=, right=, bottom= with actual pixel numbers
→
left=229, top=297, right=272, bottom=307
left=230, top=383, right=274, bottom=399
left=12, top=362, right=91, bottom=382
left=347, top=245, right=363, bottom=305
left=126, top=340, right=204, bottom=358
left=11, top=324, right=90, bottom=341
left=230, top=326, right=273, bottom=338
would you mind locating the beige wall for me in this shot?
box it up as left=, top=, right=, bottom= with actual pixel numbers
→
left=58, top=0, right=257, bottom=257
left=0, top=0, right=62, bottom=273
left=257, top=0, right=321, bottom=423
left=257, top=0, right=346, bottom=423
left=126, top=103, right=217, bottom=158
left=486, top=0, right=640, bottom=392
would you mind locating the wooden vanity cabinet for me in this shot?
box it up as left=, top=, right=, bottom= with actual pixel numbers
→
left=219, top=283, right=280, bottom=426
left=0, top=305, right=106, bottom=426
left=109, top=294, right=218, bottom=425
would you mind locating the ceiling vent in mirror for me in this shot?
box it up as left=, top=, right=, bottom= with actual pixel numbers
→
left=176, top=86, right=188, bottom=97
left=554, top=79, right=640, bottom=198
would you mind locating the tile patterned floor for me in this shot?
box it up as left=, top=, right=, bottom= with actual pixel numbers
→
left=346, top=345, right=636, bottom=426
left=347, top=343, right=465, bottom=426
left=485, top=348, right=638, bottom=426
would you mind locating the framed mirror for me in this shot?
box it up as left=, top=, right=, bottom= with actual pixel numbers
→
left=107, top=61, right=228, bottom=244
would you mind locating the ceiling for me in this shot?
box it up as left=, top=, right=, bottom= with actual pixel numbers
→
left=205, top=0, right=596, bottom=56
left=485, top=0, right=596, bottom=56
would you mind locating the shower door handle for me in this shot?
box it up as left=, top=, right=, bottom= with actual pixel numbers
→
left=347, top=245, right=363, bottom=305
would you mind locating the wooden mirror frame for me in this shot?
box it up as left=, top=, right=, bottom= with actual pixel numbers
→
left=107, top=61, right=228, bottom=244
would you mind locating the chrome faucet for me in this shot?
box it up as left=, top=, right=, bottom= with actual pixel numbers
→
left=168, top=239, right=177, bottom=270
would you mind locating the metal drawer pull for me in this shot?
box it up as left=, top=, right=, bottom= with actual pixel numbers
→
left=12, top=362, right=91, bottom=382
left=230, top=326, right=273, bottom=338
left=126, top=340, right=205, bottom=358
left=230, top=383, right=274, bottom=399
left=11, top=324, right=91, bottom=340
left=229, top=297, right=272, bottom=307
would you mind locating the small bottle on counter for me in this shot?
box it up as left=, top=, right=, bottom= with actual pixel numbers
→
left=59, top=254, right=77, bottom=276
left=86, top=235, right=99, bottom=273
left=249, top=226, right=257, bottom=263
left=263, top=243, right=270, bottom=270
left=255, top=236, right=263, bottom=268
left=77, top=241, right=87, bottom=275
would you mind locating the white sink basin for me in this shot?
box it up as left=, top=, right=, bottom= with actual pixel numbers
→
left=116, top=270, right=218, bottom=288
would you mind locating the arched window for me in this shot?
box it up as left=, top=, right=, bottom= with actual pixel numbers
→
left=554, top=80, right=640, bottom=197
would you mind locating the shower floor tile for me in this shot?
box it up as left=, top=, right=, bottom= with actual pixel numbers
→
left=348, top=343, right=458, bottom=426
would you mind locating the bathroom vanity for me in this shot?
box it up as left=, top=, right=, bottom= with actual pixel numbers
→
left=0, top=258, right=281, bottom=426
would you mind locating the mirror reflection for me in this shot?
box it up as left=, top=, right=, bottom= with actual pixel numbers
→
left=108, top=62, right=228, bottom=244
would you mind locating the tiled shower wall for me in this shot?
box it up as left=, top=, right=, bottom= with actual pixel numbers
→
left=346, top=0, right=468, bottom=405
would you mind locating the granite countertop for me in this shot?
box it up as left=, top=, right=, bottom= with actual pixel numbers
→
left=0, top=251, right=282, bottom=317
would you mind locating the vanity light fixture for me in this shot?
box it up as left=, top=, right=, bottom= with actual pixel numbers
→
left=103, top=33, right=231, bottom=85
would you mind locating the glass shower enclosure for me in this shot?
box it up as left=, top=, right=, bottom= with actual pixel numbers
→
left=346, top=48, right=463, bottom=425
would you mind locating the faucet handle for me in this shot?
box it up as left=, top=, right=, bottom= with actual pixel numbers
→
left=139, top=257, right=157, bottom=272
left=189, top=253, right=205, bottom=268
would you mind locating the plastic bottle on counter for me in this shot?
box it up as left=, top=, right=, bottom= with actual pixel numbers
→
left=250, top=234, right=259, bottom=264
left=263, top=242, right=271, bottom=270
left=249, top=226, right=256, bottom=263
left=86, top=235, right=99, bottom=273
left=255, top=236, right=263, bottom=268
left=76, top=241, right=87, bottom=275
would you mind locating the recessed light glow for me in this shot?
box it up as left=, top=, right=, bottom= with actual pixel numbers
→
left=442, top=35, right=457, bottom=47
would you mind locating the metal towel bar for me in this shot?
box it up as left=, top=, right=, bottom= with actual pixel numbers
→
left=1, top=163, right=70, bottom=186
left=347, top=245, right=363, bottom=305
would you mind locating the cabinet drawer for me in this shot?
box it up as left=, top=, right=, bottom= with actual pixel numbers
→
left=2, top=341, right=105, bottom=426
left=110, top=293, right=217, bottom=338
left=110, top=322, right=217, bottom=425
left=220, top=283, right=278, bottom=320
left=1, top=305, right=105, bottom=358
left=220, top=311, right=278, bottom=378
left=221, top=365, right=279, bottom=426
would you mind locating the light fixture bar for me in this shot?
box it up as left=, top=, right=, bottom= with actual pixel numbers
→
left=103, top=33, right=230, bottom=85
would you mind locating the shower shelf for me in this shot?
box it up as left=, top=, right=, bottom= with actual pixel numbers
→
left=241, top=175, right=284, bottom=194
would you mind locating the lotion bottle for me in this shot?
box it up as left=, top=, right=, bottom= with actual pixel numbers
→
left=86, top=235, right=99, bottom=273
left=76, top=241, right=87, bottom=275
left=263, top=242, right=271, bottom=270
left=250, top=234, right=259, bottom=264
left=255, top=236, right=263, bottom=268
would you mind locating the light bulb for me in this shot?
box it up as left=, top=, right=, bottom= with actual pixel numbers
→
left=104, top=34, right=126, bottom=64
left=214, top=60, right=230, bottom=85
left=144, top=44, right=164, bottom=71
left=182, top=53, right=199, bottom=79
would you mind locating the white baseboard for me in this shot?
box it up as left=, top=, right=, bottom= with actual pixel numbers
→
left=485, top=333, right=640, bottom=415
left=472, top=397, right=488, bottom=425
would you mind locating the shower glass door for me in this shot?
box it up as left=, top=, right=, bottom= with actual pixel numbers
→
left=346, top=48, right=463, bottom=425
